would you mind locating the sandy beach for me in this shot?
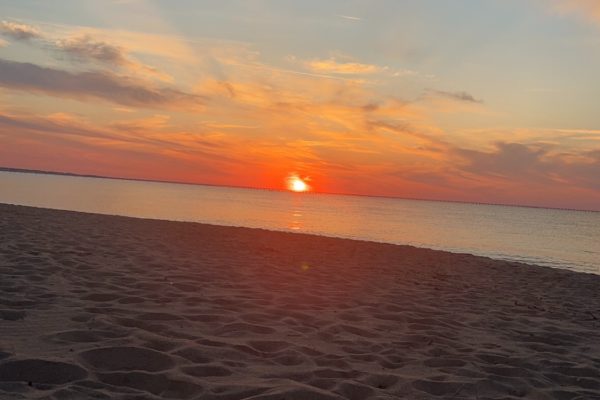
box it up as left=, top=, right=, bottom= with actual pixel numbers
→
left=0, top=203, right=599, bottom=399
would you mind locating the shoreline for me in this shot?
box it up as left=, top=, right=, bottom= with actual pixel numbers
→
left=0, top=202, right=591, bottom=277
left=1, top=203, right=599, bottom=399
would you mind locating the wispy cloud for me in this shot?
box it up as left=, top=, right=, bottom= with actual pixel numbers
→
left=0, top=111, right=225, bottom=156
left=0, top=112, right=116, bottom=142
left=110, top=114, right=171, bottom=131
left=292, top=55, right=432, bottom=81
left=305, top=57, right=383, bottom=74
left=0, top=58, right=202, bottom=109
left=54, top=34, right=172, bottom=81
left=0, top=21, right=172, bottom=81
left=0, top=20, right=42, bottom=40
left=415, top=89, right=487, bottom=115
left=55, top=34, right=128, bottom=65
left=336, top=14, right=362, bottom=21
left=69, top=27, right=201, bottom=64
left=0, top=110, right=237, bottom=183
left=429, top=90, right=483, bottom=103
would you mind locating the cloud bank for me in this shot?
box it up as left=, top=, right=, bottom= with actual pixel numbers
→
left=0, top=58, right=201, bottom=109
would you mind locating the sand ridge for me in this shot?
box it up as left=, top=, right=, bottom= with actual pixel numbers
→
left=0, top=204, right=599, bottom=399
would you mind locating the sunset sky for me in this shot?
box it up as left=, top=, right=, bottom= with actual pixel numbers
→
left=1, top=0, right=600, bottom=210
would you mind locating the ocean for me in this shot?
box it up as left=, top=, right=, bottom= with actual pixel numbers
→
left=1, top=170, right=599, bottom=274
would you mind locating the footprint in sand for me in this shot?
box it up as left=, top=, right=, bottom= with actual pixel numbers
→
left=0, top=310, right=26, bottom=321
left=0, top=359, right=87, bottom=385
left=79, top=346, right=174, bottom=372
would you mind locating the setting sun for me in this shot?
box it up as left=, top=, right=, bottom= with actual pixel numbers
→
left=287, top=174, right=310, bottom=192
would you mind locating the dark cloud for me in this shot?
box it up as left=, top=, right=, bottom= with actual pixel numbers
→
left=0, top=20, right=167, bottom=80
left=51, top=36, right=169, bottom=80
left=217, top=81, right=236, bottom=98
left=456, top=142, right=600, bottom=190
left=432, top=90, right=482, bottom=103
left=562, top=150, right=600, bottom=190
left=457, top=142, right=547, bottom=178
left=586, top=149, right=600, bottom=160
left=0, top=58, right=202, bottom=109
left=55, top=35, right=128, bottom=66
left=0, top=21, right=42, bottom=41
left=362, top=103, right=379, bottom=112
left=366, top=119, right=449, bottom=147
left=0, top=21, right=126, bottom=65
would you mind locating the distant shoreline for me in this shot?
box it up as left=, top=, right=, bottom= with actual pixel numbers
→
left=1, top=166, right=597, bottom=213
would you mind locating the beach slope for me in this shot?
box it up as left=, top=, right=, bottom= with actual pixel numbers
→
left=0, top=204, right=599, bottom=399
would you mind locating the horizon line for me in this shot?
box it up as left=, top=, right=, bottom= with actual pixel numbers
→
left=1, top=166, right=598, bottom=214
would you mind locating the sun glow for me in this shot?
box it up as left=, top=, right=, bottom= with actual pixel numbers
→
left=287, top=174, right=310, bottom=192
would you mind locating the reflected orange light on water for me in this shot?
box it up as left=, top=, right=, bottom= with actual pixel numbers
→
left=289, top=210, right=302, bottom=230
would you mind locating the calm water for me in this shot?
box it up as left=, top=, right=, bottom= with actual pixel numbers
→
left=1, top=171, right=599, bottom=274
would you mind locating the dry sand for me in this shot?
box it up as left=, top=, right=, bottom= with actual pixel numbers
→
left=0, top=203, right=599, bottom=400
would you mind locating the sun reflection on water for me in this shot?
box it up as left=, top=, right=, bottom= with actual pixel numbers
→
left=289, top=209, right=303, bottom=230
left=288, top=195, right=304, bottom=231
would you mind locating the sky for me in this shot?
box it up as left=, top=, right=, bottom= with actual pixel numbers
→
left=1, top=0, right=600, bottom=211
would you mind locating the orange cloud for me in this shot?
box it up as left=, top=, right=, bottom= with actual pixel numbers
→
left=305, top=58, right=383, bottom=74
left=2, top=19, right=600, bottom=210
left=192, top=67, right=471, bottom=195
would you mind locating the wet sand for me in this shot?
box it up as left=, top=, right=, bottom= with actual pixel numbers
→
left=0, top=203, right=599, bottom=399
